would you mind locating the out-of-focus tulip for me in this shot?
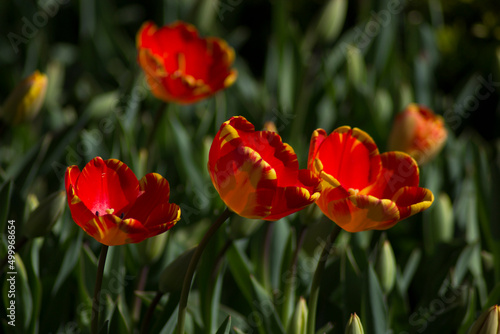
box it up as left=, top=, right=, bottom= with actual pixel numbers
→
left=468, top=305, right=499, bottom=334
left=432, top=192, right=454, bottom=244
left=65, top=157, right=180, bottom=246
left=388, top=104, right=447, bottom=165
left=136, top=21, right=237, bottom=104
left=137, top=232, right=169, bottom=265
left=345, top=313, right=364, bottom=334
left=1, top=70, right=48, bottom=124
left=262, top=120, right=278, bottom=133
left=308, top=126, right=434, bottom=232
left=208, top=116, right=321, bottom=221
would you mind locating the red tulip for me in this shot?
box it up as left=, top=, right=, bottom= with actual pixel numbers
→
left=308, top=126, right=433, bottom=232
left=388, top=104, right=447, bottom=165
left=208, top=116, right=322, bottom=221
left=136, top=21, right=237, bottom=104
left=65, top=157, right=180, bottom=246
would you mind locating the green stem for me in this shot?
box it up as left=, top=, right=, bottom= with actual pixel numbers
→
left=177, top=208, right=233, bottom=334
left=140, top=290, right=164, bottom=334
left=146, top=102, right=168, bottom=150
left=133, top=265, right=150, bottom=323
left=91, top=245, right=109, bottom=334
left=282, top=226, right=308, bottom=329
left=261, top=223, right=274, bottom=291
left=306, top=224, right=341, bottom=334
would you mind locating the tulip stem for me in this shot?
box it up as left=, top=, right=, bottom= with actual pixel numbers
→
left=177, top=207, right=232, bottom=334
left=133, top=265, right=150, bottom=323
left=146, top=102, right=168, bottom=149
left=282, top=225, right=308, bottom=329
left=91, top=245, right=109, bottom=334
left=306, top=224, right=341, bottom=334
left=140, top=290, right=164, bottom=334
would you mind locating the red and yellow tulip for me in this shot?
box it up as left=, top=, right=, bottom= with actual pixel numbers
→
left=65, top=157, right=180, bottom=246
left=136, top=21, right=237, bottom=104
left=208, top=116, right=322, bottom=221
left=308, top=126, right=433, bottom=232
left=388, top=104, right=447, bottom=165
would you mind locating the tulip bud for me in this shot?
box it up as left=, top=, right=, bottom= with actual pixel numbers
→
left=388, top=104, right=447, bottom=165
left=26, top=193, right=40, bottom=213
left=316, top=0, right=348, bottom=43
left=345, top=313, right=364, bottom=334
left=468, top=305, right=499, bottom=334
left=289, top=297, right=308, bottom=334
left=1, top=70, right=48, bottom=125
left=375, top=240, right=396, bottom=294
left=159, top=247, right=196, bottom=294
left=431, top=192, right=454, bottom=244
left=22, top=190, right=66, bottom=239
left=137, top=232, right=168, bottom=265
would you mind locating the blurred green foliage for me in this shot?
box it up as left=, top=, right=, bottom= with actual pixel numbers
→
left=1, top=0, right=500, bottom=333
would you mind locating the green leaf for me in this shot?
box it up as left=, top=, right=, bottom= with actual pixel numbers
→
left=0, top=180, right=13, bottom=234
left=453, top=244, right=475, bottom=287
left=52, top=229, right=83, bottom=295
left=226, top=241, right=254, bottom=303
left=159, top=247, right=195, bottom=294
left=215, top=315, right=232, bottom=334
left=397, top=248, right=422, bottom=295
left=108, top=295, right=131, bottom=334
left=250, top=275, right=286, bottom=334
left=362, top=264, right=387, bottom=334
left=169, top=112, right=207, bottom=210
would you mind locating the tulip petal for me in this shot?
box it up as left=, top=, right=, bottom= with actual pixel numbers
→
left=83, top=215, right=149, bottom=246
left=66, top=185, right=97, bottom=230
left=265, top=185, right=320, bottom=221
left=126, top=173, right=180, bottom=229
left=319, top=194, right=400, bottom=232
left=65, top=165, right=81, bottom=192
left=313, top=126, right=381, bottom=190
left=308, top=129, right=327, bottom=171
left=392, top=186, right=434, bottom=220
left=213, top=147, right=277, bottom=217
left=364, top=152, right=419, bottom=199
left=75, top=157, right=140, bottom=216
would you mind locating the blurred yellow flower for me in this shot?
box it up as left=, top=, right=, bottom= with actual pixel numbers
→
left=1, top=70, right=48, bottom=125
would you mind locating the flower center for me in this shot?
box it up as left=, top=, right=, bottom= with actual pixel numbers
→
left=348, top=188, right=359, bottom=196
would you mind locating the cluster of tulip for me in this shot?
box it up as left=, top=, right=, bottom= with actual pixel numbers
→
left=60, top=21, right=446, bottom=246
left=6, top=19, right=495, bottom=334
